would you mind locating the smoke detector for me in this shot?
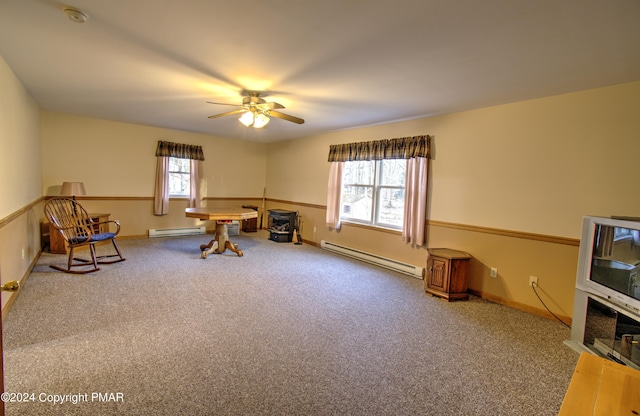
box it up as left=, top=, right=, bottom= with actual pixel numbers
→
left=63, top=7, right=89, bottom=23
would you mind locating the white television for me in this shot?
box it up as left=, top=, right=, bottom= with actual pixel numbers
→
left=575, top=215, right=640, bottom=312
left=568, top=215, right=640, bottom=368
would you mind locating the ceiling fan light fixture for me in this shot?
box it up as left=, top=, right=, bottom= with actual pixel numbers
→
left=239, top=111, right=254, bottom=127
left=238, top=111, right=270, bottom=128
left=253, top=113, right=270, bottom=128
left=208, top=91, right=302, bottom=126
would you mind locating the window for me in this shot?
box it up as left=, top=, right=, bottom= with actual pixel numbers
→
left=326, top=135, right=430, bottom=245
left=340, top=159, right=406, bottom=229
left=154, top=140, right=204, bottom=215
left=168, top=157, right=190, bottom=196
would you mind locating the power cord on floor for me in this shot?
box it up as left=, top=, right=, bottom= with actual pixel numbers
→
left=531, top=281, right=571, bottom=328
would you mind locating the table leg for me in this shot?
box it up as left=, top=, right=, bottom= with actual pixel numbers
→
left=199, top=222, right=244, bottom=258
left=215, top=222, right=244, bottom=257
left=199, top=240, right=219, bottom=259
left=224, top=240, right=244, bottom=257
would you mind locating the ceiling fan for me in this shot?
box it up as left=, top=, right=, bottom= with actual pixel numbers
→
left=207, top=91, right=304, bottom=128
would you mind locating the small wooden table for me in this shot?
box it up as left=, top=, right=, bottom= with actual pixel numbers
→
left=425, top=248, right=472, bottom=301
left=559, top=351, right=640, bottom=415
left=185, top=207, right=258, bottom=258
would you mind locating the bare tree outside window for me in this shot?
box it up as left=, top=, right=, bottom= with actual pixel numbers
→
left=340, top=159, right=406, bottom=229
left=377, top=159, right=405, bottom=227
left=168, top=157, right=190, bottom=196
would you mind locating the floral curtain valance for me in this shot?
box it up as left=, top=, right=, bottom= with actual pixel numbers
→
left=155, top=140, right=205, bottom=161
left=327, top=135, right=431, bottom=162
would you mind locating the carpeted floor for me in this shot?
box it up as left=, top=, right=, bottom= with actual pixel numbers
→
left=2, top=231, right=579, bottom=415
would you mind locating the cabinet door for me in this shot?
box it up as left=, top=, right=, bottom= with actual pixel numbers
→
left=428, top=256, right=449, bottom=292
left=449, top=259, right=469, bottom=294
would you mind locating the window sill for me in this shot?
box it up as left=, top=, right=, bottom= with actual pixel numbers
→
left=340, top=220, right=402, bottom=235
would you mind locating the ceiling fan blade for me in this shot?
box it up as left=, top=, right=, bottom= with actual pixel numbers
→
left=269, top=110, right=305, bottom=124
left=260, top=102, right=285, bottom=110
left=207, top=109, right=247, bottom=119
left=206, top=101, right=242, bottom=107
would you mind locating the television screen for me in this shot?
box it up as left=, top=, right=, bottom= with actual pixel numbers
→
left=590, top=223, right=640, bottom=299
left=578, top=216, right=640, bottom=313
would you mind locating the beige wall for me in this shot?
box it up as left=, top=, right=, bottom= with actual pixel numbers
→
left=41, top=112, right=268, bottom=198
left=39, top=112, right=269, bottom=237
left=268, top=82, right=640, bottom=238
left=0, top=55, right=42, bottom=312
left=266, top=81, right=640, bottom=320
left=0, top=57, right=41, bottom=217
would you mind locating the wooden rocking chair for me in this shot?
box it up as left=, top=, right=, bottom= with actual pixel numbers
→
left=44, top=198, right=125, bottom=274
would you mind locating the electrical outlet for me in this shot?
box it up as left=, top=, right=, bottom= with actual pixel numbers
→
left=490, top=268, right=498, bottom=278
left=21, top=248, right=25, bottom=259
left=529, top=276, right=539, bottom=287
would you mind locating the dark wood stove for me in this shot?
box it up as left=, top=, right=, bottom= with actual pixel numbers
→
left=268, top=209, right=298, bottom=242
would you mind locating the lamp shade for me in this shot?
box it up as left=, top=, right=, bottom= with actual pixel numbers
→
left=253, top=113, right=270, bottom=128
left=60, top=182, right=86, bottom=196
left=238, top=111, right=270, bottom=128
left=239, top=111, right=254, bottom=127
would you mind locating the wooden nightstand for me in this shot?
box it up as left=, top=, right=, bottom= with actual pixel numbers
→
left=49, top=213, right=110, bottom=254
left=425, top=248, right=472, bottom=301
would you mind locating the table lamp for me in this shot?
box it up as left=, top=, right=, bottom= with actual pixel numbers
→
left=60, top=182, right=86, bottom=199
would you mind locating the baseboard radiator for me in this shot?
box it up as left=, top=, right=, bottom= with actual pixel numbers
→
left=148, top=227, right=206, bottom=238
left=320, top=240, right=424, bottom=279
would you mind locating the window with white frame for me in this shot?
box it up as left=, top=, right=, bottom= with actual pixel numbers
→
left=340, top=159, right=406, bottom=229
left=168, top=157, right=190, bottom=196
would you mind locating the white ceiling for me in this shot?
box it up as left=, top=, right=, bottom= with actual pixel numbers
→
left=1, top=0, right=639, bottom=143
